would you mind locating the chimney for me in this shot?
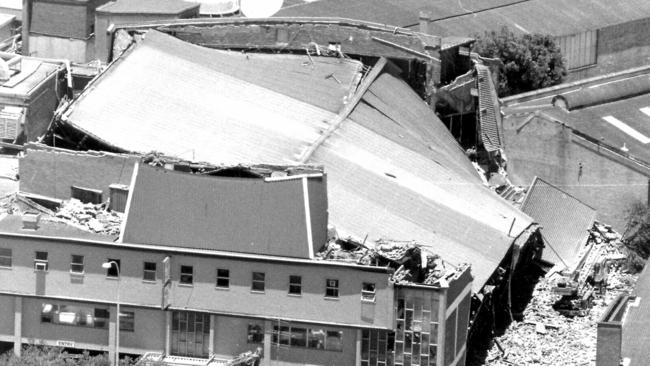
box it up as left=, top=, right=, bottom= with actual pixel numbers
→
left=22, top=212, right=40, bottom=230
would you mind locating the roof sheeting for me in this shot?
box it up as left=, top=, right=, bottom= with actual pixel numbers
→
left=121, top=164, right=326, bottom=259
left=476, top=64, right=502, bottom=151
left=62, top=30, right=362, bottom=165
left=277, top=0, right=526, bottom=27
left=425, top=0, right=650, bottom=36
left=520, top=177, right=595, bottom=266
left=61, top=30, right=535, bottom=291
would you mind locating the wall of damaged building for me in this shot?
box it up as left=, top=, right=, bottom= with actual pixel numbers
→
left=23, top=74, right=66, bottom=143
left=19, top=146, right=137, bottom=201
left=0, top=294, right=14, bottom=339
left=0, top=233, right=395, bottom=329
left=503, top=115, right=649, bottom=231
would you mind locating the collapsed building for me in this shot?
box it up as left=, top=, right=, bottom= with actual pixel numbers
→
left=0, top=18, right=554, bottom=366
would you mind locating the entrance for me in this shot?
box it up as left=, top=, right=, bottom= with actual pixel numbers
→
left=170, top=311, right=210, bottom=357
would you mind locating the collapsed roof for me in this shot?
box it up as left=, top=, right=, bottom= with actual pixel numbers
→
left=55, top=30, right=534, bottom=291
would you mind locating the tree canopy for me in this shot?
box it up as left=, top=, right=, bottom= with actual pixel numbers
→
left=472, top=26, right=567, bottom=97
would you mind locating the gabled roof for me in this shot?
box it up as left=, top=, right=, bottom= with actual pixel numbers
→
left=59, top=30, right=535, bottom=291
left=520, top=177, right=596, bottom=267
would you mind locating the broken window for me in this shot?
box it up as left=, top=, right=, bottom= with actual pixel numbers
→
left=216, top=269, right=229, bottom=288
left=70, top=255, right=84, bottom=274
left=0, top=247, right=11, bottom=267
left=247, top=324, right=264, bottom=343
left=362, top=282, right=376, bottom=302
left=105, top=259, right=120, bottom=278
left=289, top=275, right=302, bottom=295
left=34, top=251, right=48, bottom=271
left=326, top=279, right=339, bottom=298
left=252, top=272, right=265, bottom=292
left=180, top=265, right=193, bottom=285
left=143, top=262, right=156, bottom=282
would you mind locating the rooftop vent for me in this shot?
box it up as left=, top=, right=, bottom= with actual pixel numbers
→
left=22, top=212, right=40, bottom=230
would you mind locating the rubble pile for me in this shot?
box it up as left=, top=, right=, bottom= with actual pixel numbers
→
left=317, top=236, right=466, bottom=287
left=485, top=223, right=639, bottom=366
left=54, top=199, right=123, bottom=235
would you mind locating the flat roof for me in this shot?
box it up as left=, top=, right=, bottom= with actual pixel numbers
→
left=0, top=57, right=62, bottom=97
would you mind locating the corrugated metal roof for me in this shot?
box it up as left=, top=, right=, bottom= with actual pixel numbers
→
left=61, top=31, right=535, bottom=291
left=62, top=30, right=362, bottom=165
left=96, top=0, right=199, bottom=14
left=121, top=164, right=323, bottom=259
left=425, top=0, right=650, bottom=36
left=520, top=177, right=595, bottom=267
left=276, top=0, right=526, bottom=27
left=476, top=64, right=502, bottom=151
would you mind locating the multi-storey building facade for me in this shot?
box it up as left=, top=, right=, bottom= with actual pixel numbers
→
left=0, top=163, right=472, bottom=366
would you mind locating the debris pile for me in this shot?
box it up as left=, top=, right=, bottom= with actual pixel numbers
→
left=55, top=199, right=123, bottom=235
left=485, top=223, right=639, bottom=366
left=317, top=235, right=467, bottom=287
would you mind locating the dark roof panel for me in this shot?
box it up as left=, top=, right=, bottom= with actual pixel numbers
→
left=520, top=177, right=596, bottom=266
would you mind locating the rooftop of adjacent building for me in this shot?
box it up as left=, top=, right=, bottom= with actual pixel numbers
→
left=277, top=0, right=650, bottom=36
left=502, top=65, right=650, bottom=167
left=96, top=0, right=200, bottom=15
left=0, top=53, right=63, bottom=97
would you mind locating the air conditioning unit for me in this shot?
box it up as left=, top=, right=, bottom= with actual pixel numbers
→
left=34, top=261, right=47, bottom=271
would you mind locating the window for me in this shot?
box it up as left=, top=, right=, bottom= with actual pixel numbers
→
left=216, top=269, right=229, bottom=288
left=326, top=279, right=339, bottom=298
left=70, top=255, right=84, bottom=274
left=143, top=262, right=156, bottom=281
left=105, top=259, right=120, bottom=278
left=291, top=327, right=307, bottom=347
left=0, top=248, right=11, bottom=267
left=180, top=265, right=193, bottom=285
left=247, top=324, right=264, bottom=343
left=34, top=251, right=48, bottom=271
left=120, top=311, right=134, bottom=332
left=362, top=282, right=376, bottom=302
left=326, top=331, right=343, bottom=351
left=252, top=272, right=265, bottom=292
left=289, top=275, right=302, bottom=295
left=273, top=326, right=343, bottom=352
left=41, top=303, right=109, bottom=328
left=171, top=311, right=210, bottom=357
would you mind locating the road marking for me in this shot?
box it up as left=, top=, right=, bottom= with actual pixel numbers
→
left=602, top=115, right=650, bottom=144
left=640, top=107, right=650, bottom=117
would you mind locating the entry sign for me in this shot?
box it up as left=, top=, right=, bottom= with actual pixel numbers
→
left=56, top=340, right=75, bottom=347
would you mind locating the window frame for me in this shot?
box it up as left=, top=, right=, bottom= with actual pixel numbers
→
left=179, top=265, right=194, bottom=285
left=0, top=247, right=12, bottom=268
left=325, top=279, right=339, bottom=298
left=361, top=282, right=376, bottom=302
left=251, top=272, right=265, bottom=292
left=247, top=324, right=264, bottom=343
left=34, top=251, right=48, bottom=271
left=70, top=254, right=84, bottom=274
left=120, top=311, right=135, bottom=332
left=105, top=259, right=120, bottom=278
left=289, top=275, right=302, bottom=295
left=143, top=261, right=156, bottom=282
left=216, top=268, right=230, bottom=289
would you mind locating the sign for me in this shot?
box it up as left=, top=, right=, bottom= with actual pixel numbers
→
left=56, top=340, right=75, bottom=348
left=162, top=256, right=171, bottom=310
left=163, top=256, right=171, bottom=283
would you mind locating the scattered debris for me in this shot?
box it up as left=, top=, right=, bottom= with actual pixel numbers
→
left=485, top=223, right=638, bottom=366
left=55, top=199, right=122, bottom=235
left=317, top=235, right=467, bottom=286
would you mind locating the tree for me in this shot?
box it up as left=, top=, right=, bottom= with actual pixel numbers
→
left=472, top=26, right=567, bottom=97
left=0, top=346, right=135, bottom=366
